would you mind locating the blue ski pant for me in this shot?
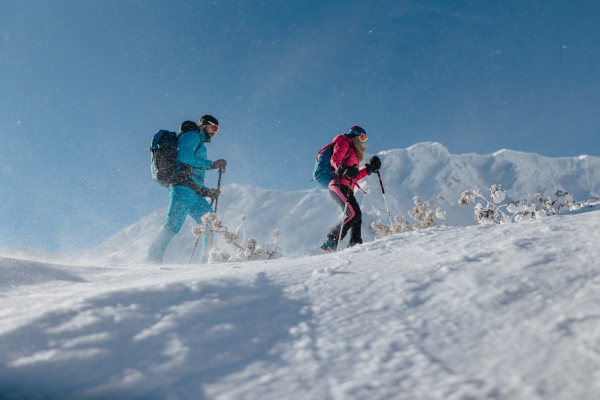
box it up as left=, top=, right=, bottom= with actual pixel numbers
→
left=145, top=185, right=213, bottom=264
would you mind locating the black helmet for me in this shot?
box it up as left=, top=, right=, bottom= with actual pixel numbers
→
left=180, top=120, right=200, bottom=133
left=199, top=115, right=219, bottom=127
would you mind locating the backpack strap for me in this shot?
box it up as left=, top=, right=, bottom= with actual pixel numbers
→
left=176, top=130, right=204, bottom=155
left=177, top=163, right=204, bottom=181
left=192, top=131, right=203, bottom=155
left=177, top=131, right=207, bottom=171
left=170, top=171, right=206, bottom=197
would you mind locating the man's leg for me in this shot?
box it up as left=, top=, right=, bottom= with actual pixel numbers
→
left=145, top=188, right=188, bottom=264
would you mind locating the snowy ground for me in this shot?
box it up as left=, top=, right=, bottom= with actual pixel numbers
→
left=2, top=208, right=600, bottom=399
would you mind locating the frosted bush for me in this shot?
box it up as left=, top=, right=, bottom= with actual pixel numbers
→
left=552, top=190, right=574, bottom=213
left=192, top=213, right=283, bottom=263
left=409, top=197, right=438, bottom=229
left=372, top=196, right=447, bottom=239
left=514, top=211, right=535, bottom=223
left=474, top=203, right=498, bottom=225
left=458, top=190, right=476, bottom=205
left=392, top=216, right=414, bottom=233
left=506, top=200, right=524, bottom=214
left=207, top=247, right=231, bottom=263
left=490, top=184, right=506, bottom=203
left=460, top=185, right=600, bottom=225
left=435, top=207, right=446, bottom=220
left=459, top=187, right=510, bottom=225
left=371, top=220, right=392, bottom=239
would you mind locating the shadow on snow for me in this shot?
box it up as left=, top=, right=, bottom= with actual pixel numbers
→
left=0, top=272, right=309, bottom=399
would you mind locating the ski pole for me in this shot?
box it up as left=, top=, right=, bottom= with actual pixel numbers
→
left=336, top=177, right=353, bottom=252
left=189, top=235, right=201, bottom=264
left=189, top=168, right=224, bottom=264
left=376, top=170, right=394, bottom=226
left=201, top=167, right=224, bottom=264
left=213, top=167, right=224, bottom=213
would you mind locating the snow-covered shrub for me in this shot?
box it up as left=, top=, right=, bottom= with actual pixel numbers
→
left=490, top=184, right=506, bottom=203
left=460, top=185, right=600, bottom=224
left=552, top=190, right=574, bottom=213
left=371, top=220, right=393, bottom=239
left=372, top=196, right=447, bottom=239
left=459, top=186, right=510, bottom=225
left=192, top=214, right=283, bottom=263
left=474, top=203, right=499, bottom=225
left=236, top=229, right=283, bottom=261
left=409, top=197, right=437, bottom=229
left=458, top=190, right=476, bottom=206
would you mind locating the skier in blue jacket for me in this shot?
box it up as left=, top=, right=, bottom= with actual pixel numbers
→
left=145, top=115, right=226, bottom=264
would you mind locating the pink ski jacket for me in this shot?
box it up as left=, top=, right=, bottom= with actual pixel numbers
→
left=328, top=134, right=368, bottom=190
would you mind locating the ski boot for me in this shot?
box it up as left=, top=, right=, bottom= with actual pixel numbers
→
left=320, top=236, right=338, bottom=253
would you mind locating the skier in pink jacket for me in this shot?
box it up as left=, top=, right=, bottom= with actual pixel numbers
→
left=321, top=126, right=381, bottom=252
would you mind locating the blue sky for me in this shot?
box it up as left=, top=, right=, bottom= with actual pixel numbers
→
left=1, top=0, right=599, bottom=252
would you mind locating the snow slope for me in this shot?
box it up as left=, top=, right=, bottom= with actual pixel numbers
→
left=1, top=209, right=600, bottom=399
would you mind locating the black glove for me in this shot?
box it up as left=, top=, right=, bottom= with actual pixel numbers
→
left=346, top=165, right=359, bottom=179
left=211, top=159, right=227, bottom=171
left=337, top=165, right=359, bottom=180
left=200, top=188, right=220, bottom=199
left=365, top=155, right=381, bottom=175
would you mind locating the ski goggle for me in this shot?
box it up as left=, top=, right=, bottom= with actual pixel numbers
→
left=207, top=122, right=219, bottom=132
left=349, top=126, right=367, bottom=142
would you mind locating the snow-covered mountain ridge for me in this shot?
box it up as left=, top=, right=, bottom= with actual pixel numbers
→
left=3, top=142, right=600, bottom=265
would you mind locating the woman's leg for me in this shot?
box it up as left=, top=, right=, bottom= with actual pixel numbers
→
left=324, top=184, right=362, bottom=248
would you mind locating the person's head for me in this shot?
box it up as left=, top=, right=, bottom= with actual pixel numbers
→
left=348, top=126, right=367, bottom=142
left=179, top=120, right=200, bottom=133
left=348, top=126, right=368, bottom=161
left=199, top=115, right=219, bottom=141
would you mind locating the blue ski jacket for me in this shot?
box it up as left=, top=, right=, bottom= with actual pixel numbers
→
left=177, top=130, right=213, bottom=189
